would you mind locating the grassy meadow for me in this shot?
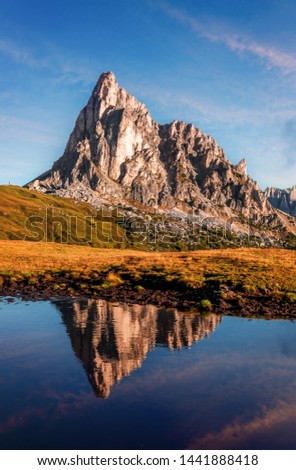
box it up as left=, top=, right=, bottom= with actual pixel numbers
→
left=0, top=240, right=295, bottom=311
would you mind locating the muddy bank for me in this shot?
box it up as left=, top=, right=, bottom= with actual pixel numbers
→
left=0, top=275, right=295, bottom=319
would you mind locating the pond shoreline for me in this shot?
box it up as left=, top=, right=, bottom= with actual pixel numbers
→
left=0, top=242, right=295, bottom=319
left=1, top=281, right=295, bottom=319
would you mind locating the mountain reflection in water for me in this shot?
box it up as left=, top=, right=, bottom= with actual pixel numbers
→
left=57, top=299, right=222, bottom=398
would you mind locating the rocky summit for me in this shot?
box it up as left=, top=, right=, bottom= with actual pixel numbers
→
left=265, top=186, right=296, bottom=218
left=27, top=71, right=296, bottom=247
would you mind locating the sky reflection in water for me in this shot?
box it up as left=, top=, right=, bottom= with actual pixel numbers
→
left=0, top=298, right=296, bottom=450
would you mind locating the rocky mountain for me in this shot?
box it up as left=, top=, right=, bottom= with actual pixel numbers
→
left=265, top=186, right=296, bottom=217
left=27, top=71, right=296, bottom=246
left=58, top=299, right=221, bottom=398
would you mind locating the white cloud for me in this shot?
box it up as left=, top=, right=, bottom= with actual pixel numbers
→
left=131, top=77, right=296, bottom=129
left=0, top=40, right=45, bottom=68
left=0, top=114, right=63, bottom=146
left=0, top=38, right=98, bottom=86
left=160, top=2, right=296, bottom=75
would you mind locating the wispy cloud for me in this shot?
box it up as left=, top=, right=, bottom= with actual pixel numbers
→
left=282, top=118, right=296, bottom=166
left=188, top=398, right=296, bottom=449
left=50, top=58, right=98, bottom=86
left=0, top=40, right=44, bottom=68
left=132, top=78, right=296, bottom=129
left=160, top=2, right=296, bottom=75
left=0, top=114, right=63, bottom=145
left=0, top=38, right=98, bottom=86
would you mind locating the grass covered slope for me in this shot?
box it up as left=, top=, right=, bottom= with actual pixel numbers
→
left=0, top=185, right=237, bottom=250
left=2, top=185, right=296, bottom=251
left=0, top=185, right=126, bottom=247
left=0, top=240, right=295, bottom=316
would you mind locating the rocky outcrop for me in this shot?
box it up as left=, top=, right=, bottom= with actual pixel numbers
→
left=58, top=299, right=221, bottom=398
left=265, top=186, right=296, bottom=217
left=27, top=71, right=296, bottom=242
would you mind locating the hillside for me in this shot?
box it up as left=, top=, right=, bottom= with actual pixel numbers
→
left=0, top=185, right=126, bottom=248
left=1, top=185, right=296, bottom=249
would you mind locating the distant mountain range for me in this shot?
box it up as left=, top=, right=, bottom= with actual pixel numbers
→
left=26, top=71, right=296, bottom=247
left=265, top=186, right=296, bottom=218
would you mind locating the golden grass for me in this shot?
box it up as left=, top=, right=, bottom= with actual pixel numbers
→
left=0, top=240, right=295, bottom=300
left=0, top=185, right=126, bottom=247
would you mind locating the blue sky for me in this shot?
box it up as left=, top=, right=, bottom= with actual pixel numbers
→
left=0, top=0, right=296, bottom=189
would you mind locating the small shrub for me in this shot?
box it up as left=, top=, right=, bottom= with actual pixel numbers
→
left=101, top=271, right=123, bottom=288
left=199, top=299, right=212, bottom=311
left=43, top=273, right=53, bottom=283
left=135, top=285, right=145, bottom=292
left=285, top=292, right=296, bottom=303
left=28, top=277, right=38, bottom=286
left=243, top=284, right=257, bottom=294
left=236, top=294, right=246, bottom=306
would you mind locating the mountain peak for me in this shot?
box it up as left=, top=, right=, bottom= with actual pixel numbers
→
left=94, top=71, right=117, bottom=92
left=27, top=71, right=296, bottom=241
left=91, top=71, right=120, bottom=107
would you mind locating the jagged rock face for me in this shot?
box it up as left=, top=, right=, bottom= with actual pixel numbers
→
left=32, top=72, right=168, bottom=207
left=58, top=299, right=221, bottom=398
left=265, top=186, right=296, bottom=217
left=28, top=71, right=285, bottom=228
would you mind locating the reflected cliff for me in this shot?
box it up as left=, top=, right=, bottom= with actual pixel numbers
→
left=57, top=299, right=222, bottom=398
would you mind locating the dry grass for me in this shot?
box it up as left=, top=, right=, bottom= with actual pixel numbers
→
left=0, top=185, right=126, bottom=247
left=0, top=240, right=295, bottom=301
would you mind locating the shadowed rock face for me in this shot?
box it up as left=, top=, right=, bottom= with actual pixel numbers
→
left=265, top=186, right=296, bottom=218
left=57, top=299, right=222, bottom=398
left=27, top=71, right=290, bottom=233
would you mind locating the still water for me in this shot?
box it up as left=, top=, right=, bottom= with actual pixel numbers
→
left=1, top=298, right=296, bottom=450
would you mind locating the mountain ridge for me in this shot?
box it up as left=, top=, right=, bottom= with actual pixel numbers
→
left=26, top=71, right=296, bottom=245
left=265, top=185, right=296, bottom=218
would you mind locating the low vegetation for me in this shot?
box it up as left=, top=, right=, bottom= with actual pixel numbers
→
left=1, top=185, right=295, bottom=251
left=0, top=240, right=295, bottom=316
left=0, top=185, right=126, bottom=248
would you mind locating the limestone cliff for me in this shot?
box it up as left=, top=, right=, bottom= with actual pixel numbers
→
left=265, top=186, right=296, bottom=217
left=27, top=71, right=296, bottom=242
